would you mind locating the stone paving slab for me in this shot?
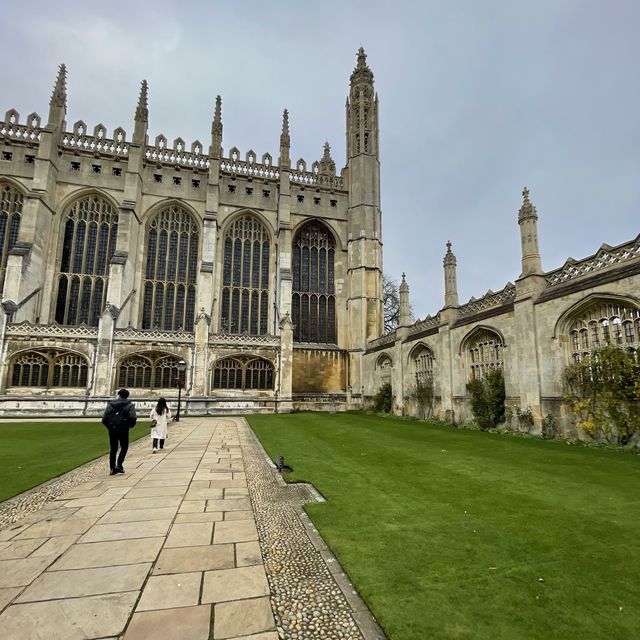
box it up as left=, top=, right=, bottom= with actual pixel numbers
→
left=0, top=416, right=384, bottom=639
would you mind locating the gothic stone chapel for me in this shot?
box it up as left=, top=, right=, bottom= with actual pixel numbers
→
left=0, top=49, right=383, bottom=415
left=1, top=49, right=639, bottom=431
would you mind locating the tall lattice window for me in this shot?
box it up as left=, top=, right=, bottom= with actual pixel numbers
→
left=55, top=195, right=117, bottom=326
left=466, top=329, right=503, bottom=380
left=0, top=183, right=23, bottom=290
left=412, top=345, right=434, bottom=383
left=567, top=300, right=640, bottom=363
left=117, top=352, right=183, bottom=389
left=292, top=222, right=336, bottom=343
left=142, top=204, right=199, bottom=331
left=220, top=215, right=270, bottom=334
left=212, top=356, right=274, bottom=390
left=10, top=349, right=89, bottom=387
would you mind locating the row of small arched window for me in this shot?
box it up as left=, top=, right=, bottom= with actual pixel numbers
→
left=9, top=350, right=275, bottom=391
left=0, top=185, right=337, bottom=344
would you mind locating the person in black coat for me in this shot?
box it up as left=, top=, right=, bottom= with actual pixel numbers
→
left=102, top=388, right=137, bottom=475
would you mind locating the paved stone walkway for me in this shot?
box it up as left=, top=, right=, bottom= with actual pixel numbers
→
left=0, top=417, right=385, bottom=640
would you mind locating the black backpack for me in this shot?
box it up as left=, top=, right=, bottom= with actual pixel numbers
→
left=108, top=405, right=128, bottom=429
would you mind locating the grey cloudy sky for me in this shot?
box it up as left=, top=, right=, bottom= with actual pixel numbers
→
left=2, top=0, right=638, bottom=318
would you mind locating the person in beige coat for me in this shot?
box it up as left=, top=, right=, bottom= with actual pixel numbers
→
left=150, top=397, right=171, bottom=452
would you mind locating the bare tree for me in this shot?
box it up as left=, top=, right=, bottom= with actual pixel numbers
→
left=383, top=274, right=414, bottom=334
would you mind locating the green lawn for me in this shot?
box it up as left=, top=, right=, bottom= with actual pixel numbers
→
left=247, top=412, right=640, bottom=640
left=0, top=421, right=149, bottom=502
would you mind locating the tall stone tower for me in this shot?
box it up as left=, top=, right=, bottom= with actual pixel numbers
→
left=346, top=48, right=383, bottom=401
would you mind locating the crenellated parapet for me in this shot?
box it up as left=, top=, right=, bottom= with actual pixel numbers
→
left=458, top=283, right=517, bottom=317
left=1, top=110, right=42, bottom=144
left=61, top=121, right=129, bottom=157
left=144, top=135, right=207, bottom=169
left=544, top=235, right=640, bottom=287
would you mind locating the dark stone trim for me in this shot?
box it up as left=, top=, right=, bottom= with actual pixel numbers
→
left=403, top=326, right=440, bottom=343
left=200, top=261, right=214, bottom=273
left=9, top=241, right=32, bottom=257
left=364, top=341, right=395, bottom=355
left=110, top=250, right=128, bottom=265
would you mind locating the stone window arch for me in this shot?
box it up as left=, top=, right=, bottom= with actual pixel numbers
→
left=376, top=353, right=392, bottom=383
left=212, top=355, right=274, bottom=390
left=292, top=221, right=336, bottom=343
left=54, top=194, right=118, bottom=326
left=117, top=351, right=182, bottom=389
left=565, top=299, right=640, bottom=363
left=463, top=328, right=504, bottom=380
left=220, top=214, right=270, bottom=335
left=142, top=204, right=199, bottom=331
left=0, top=182, right=23, bottom=291
left=410, top=344, right=434, bottom=383
left=10, top=349, right=89, bottom=388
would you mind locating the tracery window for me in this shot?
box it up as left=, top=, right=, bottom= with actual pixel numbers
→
left=292, top=222, right=336, bottom=343
left=55, top=195, right=117, bottom=326
left=117, top=352, right=183, bottom=389
left=0, top=183, right=23, bottom=290
left=376, top=353, right=392, bottom=383
left=212, top=356, right=274, bottom=391
left=142, top=204, right=199, bottom=331
left=466, top=329, right=504, bottom=380
left=567, top=301, right=640, bottom=363
left=10, top=349, right=89, bottom=387
left=412, top=344, right=434, bottom=383
left=220, top=215, right=270, bottom=335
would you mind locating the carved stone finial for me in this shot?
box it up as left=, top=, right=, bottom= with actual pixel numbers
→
left=443, top=240, right=457, bottom=266
left=350, top=46, right=373, bottom=84
left=50, top=64, right=67, bottom=109
left=280, top=109, right=290, bottom=149
left=399, top=272, right=409, bottom=293
left=135, top=80, right=148, bottom=122
left=518, top=186, right=538, bottom=222
left=197, top=306, right=211, bottom=325
left=212, top=95, right=223, bottom=136
left=318, top=141, right=335, bottom=176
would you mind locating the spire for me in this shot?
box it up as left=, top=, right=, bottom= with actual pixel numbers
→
left=518, top=186, right=538, bottom=222
left=518, top=187, right=543, bottom=276
left=279, top=109, right=290, bottom=167
left=49, top=64, right=67, bottom=110
left=210, top=95, right=222, bottom=158
left=399, top=272, right=411, bottom=327
left=318, top=141, right=336, bottom=177
left=135, top=80, right=148, bottom=122
left=443, top=241, right=459, bottom=308
left=350, top=47, right=374, bottom=85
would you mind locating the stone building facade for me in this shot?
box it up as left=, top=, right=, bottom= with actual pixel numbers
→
left=1, top=49, right=638, bottom=426
left=0, top=50, right=382, bottom=415
left=363, top=188, right=640, bottom=433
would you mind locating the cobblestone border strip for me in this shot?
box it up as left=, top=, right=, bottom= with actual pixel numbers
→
left=0, top=435, right=148, bottom=531
left=237, top=418, right=387, bottom=640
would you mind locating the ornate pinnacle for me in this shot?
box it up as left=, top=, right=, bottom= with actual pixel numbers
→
left=350, top=46, right=373, bottom=84
left=518, top=186, right=538, bottom=222
left=280, top=109, right=290, bottom=149
left=212, top=95, right=222, bottom=135
left=50, top=64, right=67, bottom=109
left=135, top=80, right=148, bottom=122
left=319, top=141, right=335, bottom=176
left=444, top=240, right=457, bottom=266
left=400, top=272, right=409, bottom=292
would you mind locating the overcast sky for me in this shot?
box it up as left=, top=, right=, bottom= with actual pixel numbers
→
left=2, top=0, right=638, bottom=318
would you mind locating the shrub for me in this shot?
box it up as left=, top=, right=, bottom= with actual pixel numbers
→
left=407, top=376, right=435, bottom=419
left=466, top=368, right=506, bottom=431
left=516, top=406, right=535, bottom=432
left=373, top=382, right=393, bottom=413
left=564, top=346, right=640, bottom=445
left=541, top=414, right=557, bottom=440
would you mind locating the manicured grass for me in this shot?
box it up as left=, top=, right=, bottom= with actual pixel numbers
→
left=0, top=421, right=149, bottom=502
left=247, top=412, right=640, bottom=640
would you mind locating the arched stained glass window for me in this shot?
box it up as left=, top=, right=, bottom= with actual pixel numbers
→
left=142, top=204, right=199, bottom=331
left=465, top=329, right=503, bottom=380
left=0, top=183, right=23, bottom=290
left=220, top=215, right=270, bottom=335
left=117, top=351, right=183, bottom=389
left=10, top=349, right=89, bottom=387
left=55, top=195, right=117, bottom=326
left=412, top=345, right=434, bottom=383
left=292, top=222, right=336, bottom=343
left=567, top=300, right=640, bottom=364
left=212, top=356, right=274, bottom=390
